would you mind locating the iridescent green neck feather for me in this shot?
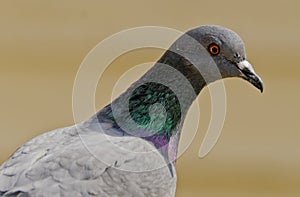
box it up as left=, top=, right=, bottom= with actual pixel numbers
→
left=97, top=51, right=206, bottom=149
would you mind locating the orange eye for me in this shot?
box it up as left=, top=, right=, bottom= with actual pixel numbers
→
left=208, top=43, right=220, bottom=55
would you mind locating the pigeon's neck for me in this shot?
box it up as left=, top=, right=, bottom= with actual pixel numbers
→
left=94, top=51, right=206, bottom=163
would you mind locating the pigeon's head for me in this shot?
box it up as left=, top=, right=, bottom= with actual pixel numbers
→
left=185, top=25, right=263, bottom=92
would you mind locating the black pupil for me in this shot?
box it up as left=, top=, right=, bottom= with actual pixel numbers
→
left=212, top=46, right=218, bottom=53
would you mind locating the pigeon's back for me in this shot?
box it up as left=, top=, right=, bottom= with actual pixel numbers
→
left=0, top=123, right=176, bottom=197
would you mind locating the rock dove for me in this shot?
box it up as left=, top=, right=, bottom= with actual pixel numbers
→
left=0, top=25, right=263, bottom=197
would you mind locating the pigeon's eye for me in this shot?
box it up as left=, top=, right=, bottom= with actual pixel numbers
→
left=208, top=43, right=220, bottom=55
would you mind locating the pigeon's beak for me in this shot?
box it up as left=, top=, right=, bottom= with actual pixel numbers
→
left=237, top=60, right=263, bottom=93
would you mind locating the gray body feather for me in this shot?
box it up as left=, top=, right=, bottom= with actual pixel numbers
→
left=0, top=120, right=176, bottom=196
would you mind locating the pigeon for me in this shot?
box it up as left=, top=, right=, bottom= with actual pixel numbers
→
left=0, top=25, right=263, bottom=197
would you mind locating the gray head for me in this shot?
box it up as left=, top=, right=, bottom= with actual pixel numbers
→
left=166, top=25, right=263, bottom=93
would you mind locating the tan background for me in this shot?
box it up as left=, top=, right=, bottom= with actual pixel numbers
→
left=1, top=1, right=299, bottom=196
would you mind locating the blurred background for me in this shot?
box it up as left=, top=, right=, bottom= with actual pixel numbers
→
left=0, top=1, right=299, bottom=196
